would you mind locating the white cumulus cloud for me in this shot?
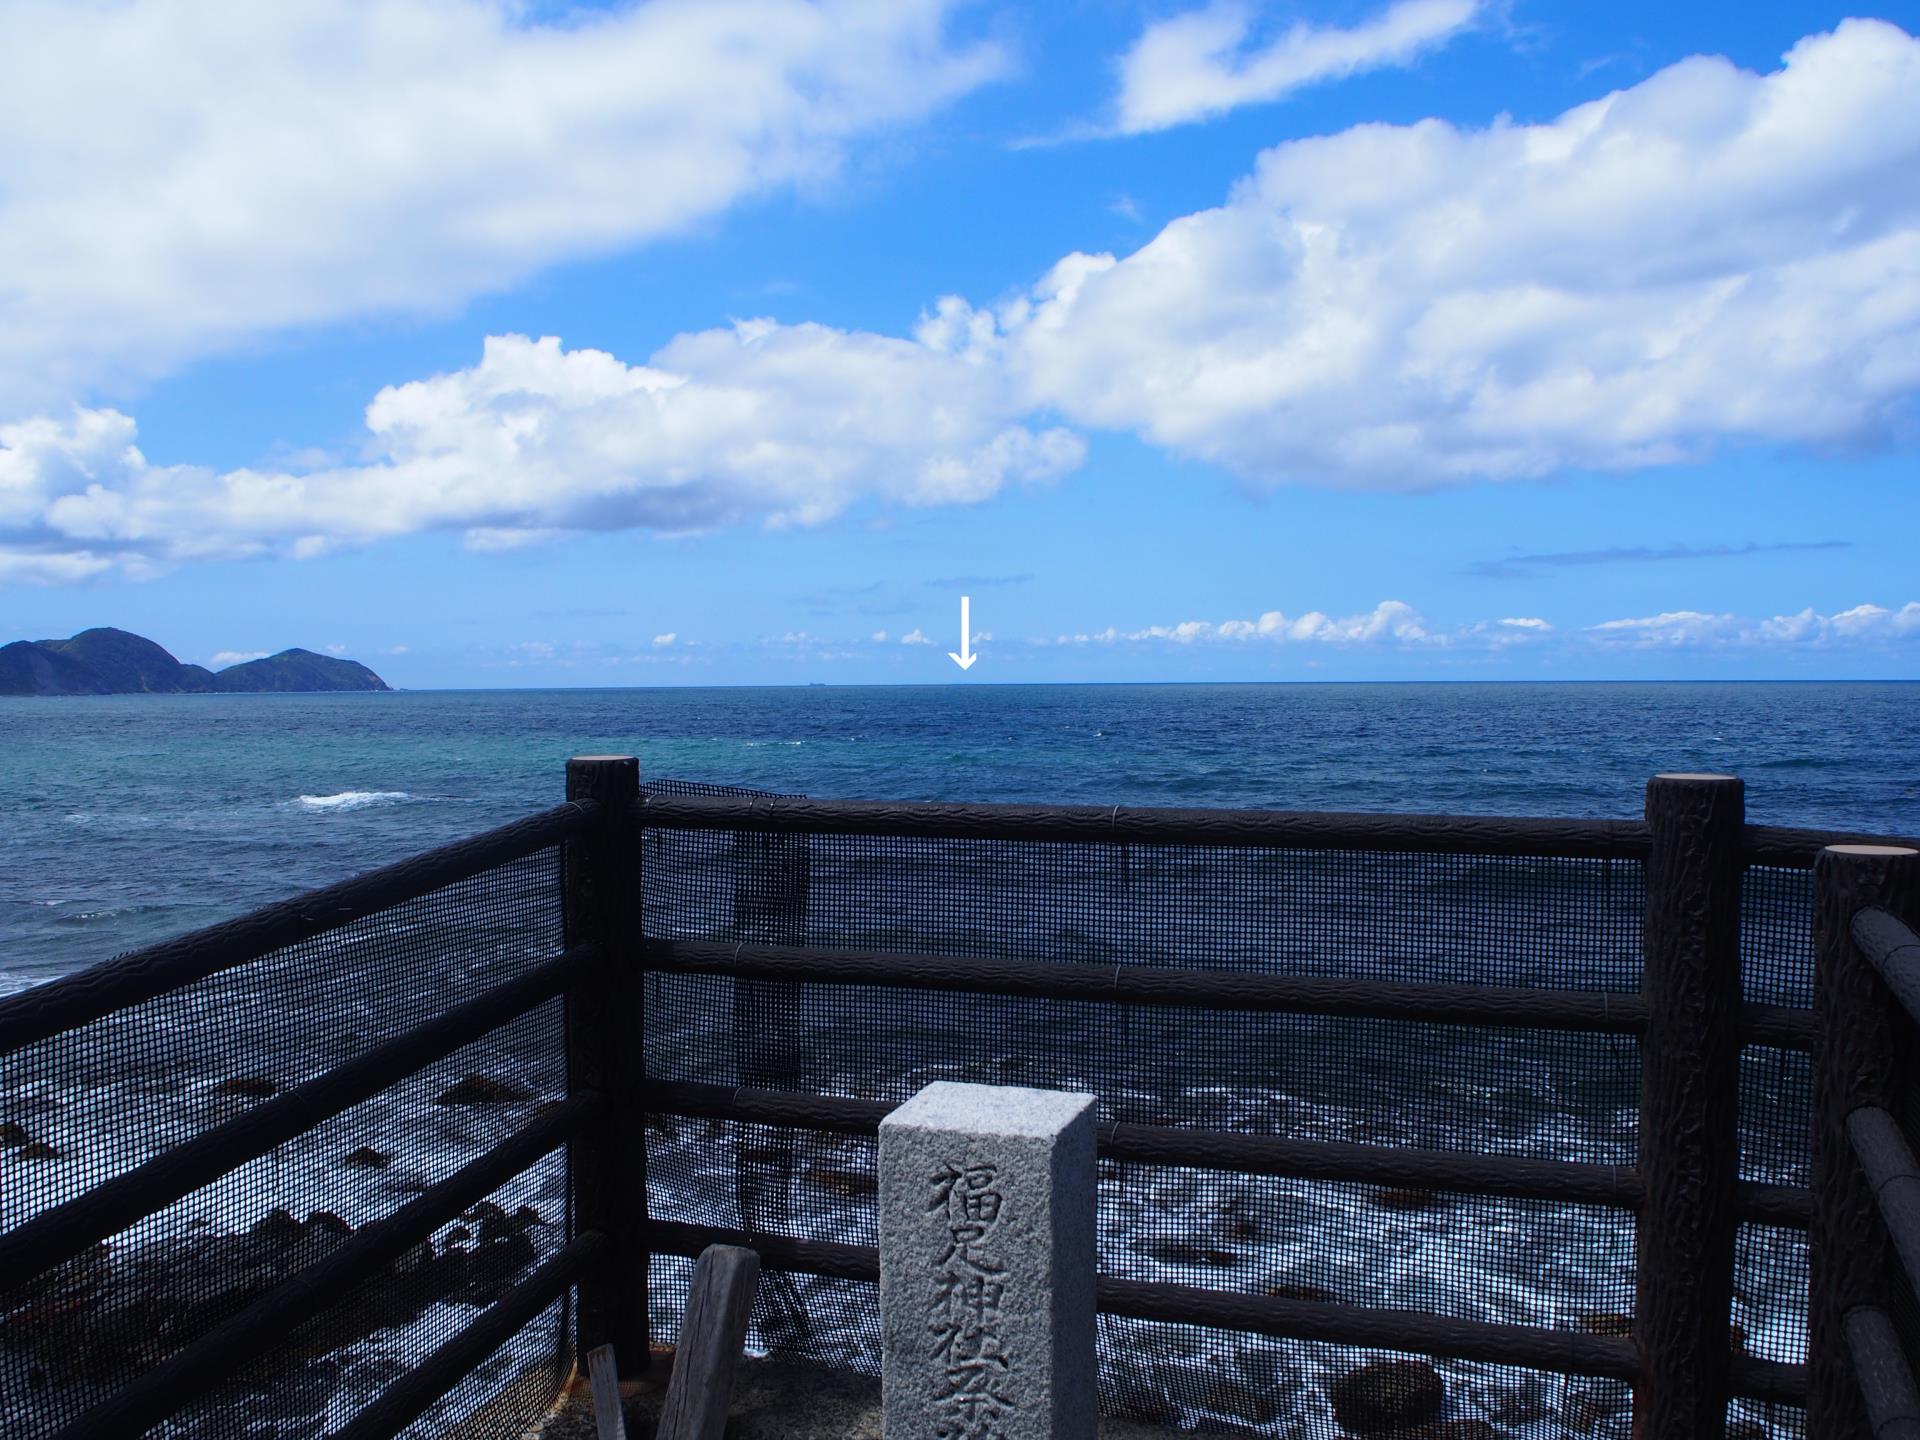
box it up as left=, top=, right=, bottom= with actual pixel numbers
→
left=901, top=628, right=933, bottom=644
left=652, top=633, right=677, bottom=647
left=209, top=650, right=268, bottom=667
left=0, top=329, right=1082, bottom=578
left=0, top=0, right=1002, bottom=411
left=9, top=20, right=1920, bottom=582
left=1114, top=0, right=1484, bottom=135
left=1056, top=600, right=1920, bottom=652
left=1058, top=600, right=1437, bottom=646
left=1594, top=602, right=1920, bottom=647
left=993, top=18, right=1920, bottom=488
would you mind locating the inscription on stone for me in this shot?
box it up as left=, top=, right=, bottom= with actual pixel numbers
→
left=929, top=1160, right=1013, bottom=1436
left=880, top=1082, right=1097, bottom=1440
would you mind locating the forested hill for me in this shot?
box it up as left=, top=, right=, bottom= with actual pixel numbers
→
left=0, top=629, right=389, bottom=695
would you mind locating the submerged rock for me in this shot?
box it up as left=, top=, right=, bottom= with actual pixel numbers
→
left=802, top=1166, right=877, bottom=1198
left=1576, top=1310, right=1746, bottom=1353
left=0, top=1201, right=548, bottom=1393
left=1576, top=1311, right=1633, bottom=1337
left=214, top=1076, right=279, bottom=1099
left=1265, top=1281, right=1338, bottom=1302
left=434, top=1074, right=530, bottom=1106
left=1326, top=1358, right=1444, bottom=1435
left=1139, top=1237, right=1240, bottom=1268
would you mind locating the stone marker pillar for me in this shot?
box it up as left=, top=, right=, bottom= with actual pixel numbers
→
left=879, top=1081, right=1098, bottom=1440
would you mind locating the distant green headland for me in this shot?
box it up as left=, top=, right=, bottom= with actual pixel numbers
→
left=0, top=628, right=390, bottom=696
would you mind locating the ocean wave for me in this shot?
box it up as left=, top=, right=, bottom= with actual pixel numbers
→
left=293, top=791, right=414, bottom=812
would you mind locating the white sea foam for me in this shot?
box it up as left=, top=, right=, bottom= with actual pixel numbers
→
left=293, top=791, right=413, bottom=812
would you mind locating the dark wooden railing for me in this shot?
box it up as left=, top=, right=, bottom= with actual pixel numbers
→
left=0, top=798, right=603, bottom=1440
left=630, top=771, right=1835, bottom=1434
left=1810, top=845, right=1920, bottom=1439
left=9, top=759, right=1920, bottom=1438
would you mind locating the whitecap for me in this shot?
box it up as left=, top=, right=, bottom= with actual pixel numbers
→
left=293, top=791, right=413, bottom=812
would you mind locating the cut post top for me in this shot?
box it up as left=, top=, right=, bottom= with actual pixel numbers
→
left=1825, top=844, right=1919, bottom=857
left=882, top=1080, right=1096, bottom=1139
left=569, top=754, right=639, bottom=766
left=1652, top=772, right=1741, bottom=783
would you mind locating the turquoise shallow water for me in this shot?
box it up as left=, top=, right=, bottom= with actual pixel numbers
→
left=2, top=680, right=1918, bottom=987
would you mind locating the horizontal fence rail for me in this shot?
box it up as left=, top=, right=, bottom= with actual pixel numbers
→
left=642, top=792, right=1919, bottom=866
left=1855, top=907, right=1920, bottom=1023
left=0, top=944, right=591, bottom=1297
left=1848, top=1106, right=1920, bottom=1299
left=645, top=938, right=1817, bottom=1051
left=48, top=1093, right=602, bottom=1440
left=646, top=1218, right=1803, bottom=1402
left=648, top=1079, right=1811, bottom=1227
left=1746, top=827, right=1920, bottom=870
left=1846, top=1307, right=1920, bottom=1440
left=636, top=793, right=1655, bottom=858
left=0, top=799, right=597, bottom=1057
left=643, top=1219, right=1638, bottom=1379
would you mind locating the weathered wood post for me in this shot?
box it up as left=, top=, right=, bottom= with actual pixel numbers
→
left=730, top=822, right=810, bottom=1347
left=879, top=1081, right=1098, bottom=1440
left=1809, top=844, right=1920, bottom=1438
left=566, top=756, right=650, bottom=1375
left=656, top=1244, right=762, bottom=1440
left=1637, top=773, right=1745, bottom=1439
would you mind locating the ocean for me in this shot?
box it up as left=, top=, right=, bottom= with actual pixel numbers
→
left=3, top=681, right=1916, bottom=1438
left=3, top=681, right=1917, bottom=990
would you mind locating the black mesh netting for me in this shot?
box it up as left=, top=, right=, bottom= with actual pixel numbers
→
left=2, top=787, right=1829, bottom=1440
left=640, top=817, right=1816, bottom=1439
left=0, top=848, right=572, bottom=1440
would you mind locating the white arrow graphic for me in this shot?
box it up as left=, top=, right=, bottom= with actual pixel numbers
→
left=948, top=595, right=977, bottom=671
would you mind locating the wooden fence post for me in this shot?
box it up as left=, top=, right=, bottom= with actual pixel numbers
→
left=566, top=755, right=650, bottom=1375
left=730, top=827, right=811, bottom=1348
left=1809, top=844, right=1920, bottom=1438
left=1638, top=773, right=1745, bottom=1439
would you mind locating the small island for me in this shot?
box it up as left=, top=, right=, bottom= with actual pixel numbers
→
left=0, top=628, right=390, bottom=696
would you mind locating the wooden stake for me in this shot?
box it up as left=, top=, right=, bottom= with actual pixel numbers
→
left=657, top=1244, right=762, bottom=1440
left=586, top=1344, right=628, bottom=1440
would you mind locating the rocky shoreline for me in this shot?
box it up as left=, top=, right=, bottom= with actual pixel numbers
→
left=2, top=1200, right=548, bottom=1425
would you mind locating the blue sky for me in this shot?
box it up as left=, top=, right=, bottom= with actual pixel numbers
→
left=2, top=0, right=1917, bottom=685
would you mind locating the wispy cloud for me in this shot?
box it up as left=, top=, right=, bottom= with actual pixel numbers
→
left=1056, top=600, right=1437, bottom=647
left=209, top=650, right=267, bottom=667
left=1111, top=0, right=1485, bottom=135
left=1591, top=602, right=1920, bottom=647
left=1469, top=540, right=1850, bottom=579
left=1048, top=599, right=1920, bottom=652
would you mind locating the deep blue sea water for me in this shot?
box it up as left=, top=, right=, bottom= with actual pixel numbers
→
left=3, top=681, right=1918, bottom=991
